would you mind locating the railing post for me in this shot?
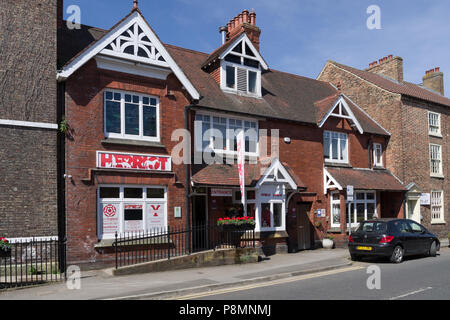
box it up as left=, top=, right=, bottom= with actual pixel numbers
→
left=167, top=226, right=171, bottom=260
left=114, top=232, right=118, bottom=270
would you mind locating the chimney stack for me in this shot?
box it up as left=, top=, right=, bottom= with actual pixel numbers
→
left=366, top=54, right=404, bottom=82
left=423, top=67, right=444, bottom=95
left=221, top=9, right=261, bottom=51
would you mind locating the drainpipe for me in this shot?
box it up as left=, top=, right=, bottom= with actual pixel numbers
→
left=368, top=137, right=373, bottom=169
left=57, top=81, right=66, bottom=271
left=184, top=105, right=191, bottom=250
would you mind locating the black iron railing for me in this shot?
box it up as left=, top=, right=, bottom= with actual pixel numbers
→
left=0, top=238, right=66, bottom=290
left=113, top=224, right=255, bottom=269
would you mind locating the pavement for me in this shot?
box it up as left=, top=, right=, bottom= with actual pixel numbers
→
left=0, top=248, right=351, bottom=300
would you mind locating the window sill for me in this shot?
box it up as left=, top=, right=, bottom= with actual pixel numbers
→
left=102, top=138, right=165, bottom=148
left=373, top=166, right=385, bottom=170
left=327, top=228, right=342, bottom=233
left=430, top=174, right=445, bottom=179
left=431, top=220, right=446, bottom=225
left=429, top=133, right=442, bottom=138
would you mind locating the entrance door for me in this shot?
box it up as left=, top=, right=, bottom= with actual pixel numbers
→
left=192, top=195, right=207, bottom=251
left=288, top=203, right=312, bottom=252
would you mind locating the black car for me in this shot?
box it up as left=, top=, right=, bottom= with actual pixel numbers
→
left=348, top=219, right=440, bottom=263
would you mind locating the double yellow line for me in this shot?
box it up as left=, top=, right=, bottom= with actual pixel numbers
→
left=174, top=265, right=364, bottom=300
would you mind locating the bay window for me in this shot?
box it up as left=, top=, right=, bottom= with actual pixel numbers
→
left=346, top=191, right=376, bottom=228
left=324, top=131, right=348, bottom=163
left=104, top=90, right=159, bottom=142
left=98, top=185, right=167, bottom=239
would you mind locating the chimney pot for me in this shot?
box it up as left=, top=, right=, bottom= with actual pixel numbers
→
left=389, top=55, right=393, bottom=60
left=238, top=13, right=243, bottom=25
left=250, top=10, right=256, bottom=25
left=435, top=67, right=440, bottom=73
left=243, top=10, right=249, bottom=23
left=379, top=59, right=383, bottom=64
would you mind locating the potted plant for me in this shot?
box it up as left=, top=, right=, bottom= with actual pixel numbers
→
left=322, top=235, right=334, bottom=249
left=0, top=236, right=12, bottom=258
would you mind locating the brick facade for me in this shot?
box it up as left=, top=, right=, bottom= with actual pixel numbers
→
left=0, top=0, right=59, bottom=237
left=318, top=60, right=449, bottom=238
left=64, top=60, right=191, bottom=267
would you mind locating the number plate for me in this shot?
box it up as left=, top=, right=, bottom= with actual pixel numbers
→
left=356, top=246, right=372, bottom=251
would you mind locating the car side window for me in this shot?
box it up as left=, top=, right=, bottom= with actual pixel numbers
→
left=394, top=221, right=410, bottom=233
left=408, top=221, right=423, bottom=233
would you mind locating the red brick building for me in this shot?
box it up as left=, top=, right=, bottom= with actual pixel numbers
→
left=318, top=56, right=449, bottom=238
left=58, top=6, right=406, bottom=267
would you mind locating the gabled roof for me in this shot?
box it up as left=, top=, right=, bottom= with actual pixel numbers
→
left=58, top=16, right=391, bottom=134
left=315, top=93, right=390, bottom=136
left=57, top=8, right=200, bottom=100
left=201, top=32, right=268, bottom=70
left=325, top=61, right=450, bottom=107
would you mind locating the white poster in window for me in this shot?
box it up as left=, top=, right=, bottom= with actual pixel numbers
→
left=124, top=204, right=143, bottom=233
left=102, top=203, right=120, bottom=236
left=146, top=202, right=166, bottom=232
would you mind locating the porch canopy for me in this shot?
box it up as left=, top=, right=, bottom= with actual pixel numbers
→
left=324, top=167, right=407, bottom=193
left=192, top=160, right=306, bottom=189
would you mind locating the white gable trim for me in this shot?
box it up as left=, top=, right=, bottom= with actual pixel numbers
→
left=218, top=33, right=268, bottom=70
left=323, top=167, right=343, bottom=194
left=318, top=96, right=364, bottom=134
left=257, top=158, right=297, bottom=190
left=57, top=11, right=200, bottom=100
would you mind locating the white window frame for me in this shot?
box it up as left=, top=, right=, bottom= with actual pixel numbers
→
left=220, top=60, right=262, bottom=97
left=330, top=191, right=341, bottom=228
left=429, top=143, right=443, bottom=177
left=104, top=89, right=160, bottom=142
left=431, top=190, right=445, bottom=224
left=97, top=185, right=167, bottom=240
left=428, top=111, right=442, bottom=137
left=324, top=130, right=349, bottom=164
left=373, top=143, right=383, bottom=167
left=194, top=111, right=259, bottom=157
left=256, top=184, right=286, bottom=232
left=346, top=191, right=377, bottom=228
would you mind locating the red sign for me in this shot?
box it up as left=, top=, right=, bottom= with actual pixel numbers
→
left=97, top=152, right=171, bottom=171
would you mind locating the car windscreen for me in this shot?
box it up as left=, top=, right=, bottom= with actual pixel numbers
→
left=357, top=221, right=387, bottom=233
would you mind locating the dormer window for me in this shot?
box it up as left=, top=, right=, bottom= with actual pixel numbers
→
left=217, top=34, right=268, bottom=98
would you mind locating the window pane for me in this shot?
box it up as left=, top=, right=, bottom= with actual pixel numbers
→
left=366, top=193, right=375, bottom=200
left=248, top=71, right=257, bottom=93
left=356, top=192, right=365, bottom=200
left=340, top=136, right=347, bottom=161
left=143, top=105, right=157, bottom=137
left=225, top=54, right=241, bottom=64
left=226, top=66, right=236, bottom=88
left=147, top=188, right=165, bottom=199
left=124, top=188, right=143, bottom=198
left=261, top=203, right=271, bottom=228
left=105, top=100, right=121, bottom=133
left=124, top=206, right=143, bottom=232
left=332, top=204, right=340, bottom=225
left=367, top=203, right=375, bottom=220
left=247, top=190, right=255, bottom=200
left=244, top=58, right=259, bottom=69
left=231, top=42, right=242, bottom=54
left=356, top=203, right=365, bottom=223
left=332, top=136, right=338, bottom=159
left=99, top=187, right=120, bottom=199
left=212, top=117, right=227, bottom=150
left=245, top=43, right=255, bottom=57
left=125, top=103, right=140, bottom=135
left=324, top=132, right=330, bottom=159
left=273, top=203, right=282, bottom=227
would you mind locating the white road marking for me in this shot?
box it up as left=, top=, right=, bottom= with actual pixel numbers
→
left=174, top=266, right=364, bottom=300
left=389, top=287, right=433, bottom=300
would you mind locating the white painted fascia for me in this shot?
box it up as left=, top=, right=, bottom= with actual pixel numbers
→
left=218, top=33, right=268, bottom=70
left=257, top=158, right=297, bottom=190
left=56, top=11, right=200, bottom=100
left=318, top=96, right=364, bottom=134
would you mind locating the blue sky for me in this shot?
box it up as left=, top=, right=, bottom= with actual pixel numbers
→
left=64, top=0, right=450, bottom=95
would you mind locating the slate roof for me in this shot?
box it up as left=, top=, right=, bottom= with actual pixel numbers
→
left=326, top=167, right=406, bottom=192
left=58, top=18, right=389, bottom=135
left=328, top=61, right=450, bottom=107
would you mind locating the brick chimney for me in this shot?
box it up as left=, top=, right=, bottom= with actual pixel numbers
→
left=225, top=9, right=261, bottom=51
left=365, top=55, right=404, bottom=82
left=422, top=68, right=444, bottom=95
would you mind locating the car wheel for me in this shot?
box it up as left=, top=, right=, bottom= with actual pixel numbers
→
left=390, top=245, right=404, bottom=263
left=350, top=254, right=360, bottom=261
left=428, top=241, right=437, bottom=257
